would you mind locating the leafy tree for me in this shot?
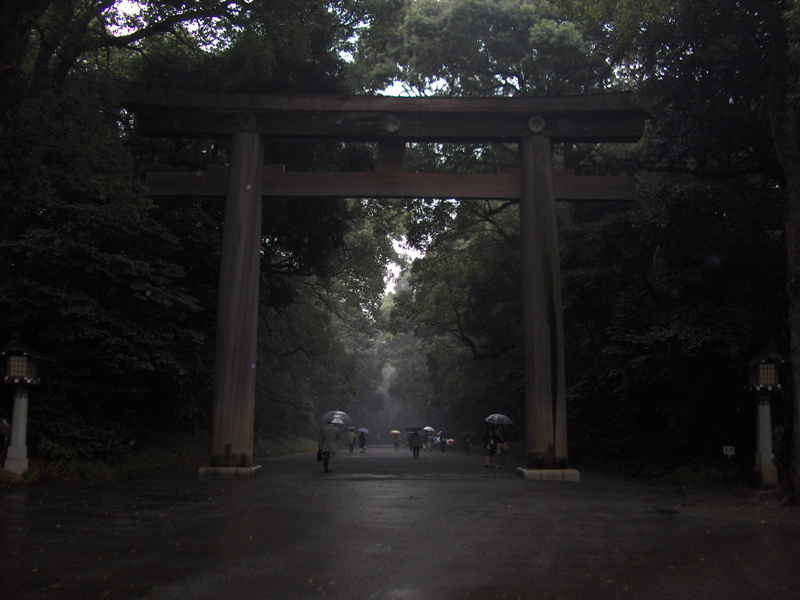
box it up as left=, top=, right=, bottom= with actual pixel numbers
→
left=562, top=178, right=786, bottom=469
left=392, top=203, right=521, bottom=360
left=355, top=0, right=613, bottom=95
left=0, top=88, right=215, bottom=457
left=254, top=196, right=399, bottom=437
left=363, top=0, right=792, bottom=481
left=560, top=0, right=799, bottom=491
left=379, top=328, right=433, bottom=421
left=0, top=1, right=399, bottom=458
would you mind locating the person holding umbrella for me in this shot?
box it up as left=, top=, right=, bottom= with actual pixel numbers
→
left=409, top=429, right=422, bottom=458
left=495, top=425, right=507, bottom=468
left=483, top=425, right=497, bottom=468
left=318, top=417, right=342, bottom=473
left=391, top=430, right=402, bottom=450
left=423, top=426, right=435, bottom=452
left=359, top=429, right=367, bottom=453
left=484, top=414, right=512, bottom=468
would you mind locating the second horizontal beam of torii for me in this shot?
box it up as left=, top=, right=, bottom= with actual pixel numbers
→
left=145, top=166, right=636, bottom=201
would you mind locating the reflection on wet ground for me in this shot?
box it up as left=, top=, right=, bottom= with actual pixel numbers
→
left=2, top=445, right=799, bottom=600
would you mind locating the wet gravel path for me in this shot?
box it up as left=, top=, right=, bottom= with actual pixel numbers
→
left=2, top=445, right=799, bottom=600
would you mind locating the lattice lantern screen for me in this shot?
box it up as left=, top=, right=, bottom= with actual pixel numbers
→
left=749, top=362, right=779, bottom=389
left=6, top=355, right=36, bottom=381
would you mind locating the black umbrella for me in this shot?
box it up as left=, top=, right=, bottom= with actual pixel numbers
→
left=405, top=426, right=422, bottom=432
left=485, top=413, right=513, bottom=425
left=322, top=410, right=352, bottom=425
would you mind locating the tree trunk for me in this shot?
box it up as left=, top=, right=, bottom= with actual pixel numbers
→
left=766, top=1, right=800, bottom=498
left=0, top=0, right=51, bottom=284
left=0, top=0, right=50, bottom=125
left=784, top=158, right=800, bottom=502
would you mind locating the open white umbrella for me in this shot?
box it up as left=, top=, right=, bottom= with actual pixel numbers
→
left=485, top=413, right=513, bottom=425
left=322, top=410, right=352, bottom=425
left=423, top=426, right=435, bottom=432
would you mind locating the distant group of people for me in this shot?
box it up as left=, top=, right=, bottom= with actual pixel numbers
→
left=346, top=429, right=367, bottom=453
left=318, top=420, right=511, bottom=472
left=319, top=420, right=368, bottom=473
left=408, top=430, right=450, bottom=457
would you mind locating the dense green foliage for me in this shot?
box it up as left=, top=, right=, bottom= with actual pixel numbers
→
left=554, top=0, right=799, bottom=486
left=0, top=1, right=395, bottom=458
left=370, top=0, right=794, bottom=479
left=356, top=0, right=613, bottom=95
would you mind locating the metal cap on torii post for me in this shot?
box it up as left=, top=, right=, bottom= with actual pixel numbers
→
left=118, top=83, right=646, bottom=479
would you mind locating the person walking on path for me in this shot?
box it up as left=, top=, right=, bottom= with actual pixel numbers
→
left=495, top=425, right=507, bottom=468
left=359, top=430, right=367, bottom=453
left=483, top=425, right=496, bottom=468
left=393, top=432, right=401, bottom=451
left=347, top=429, right=356, bottom=453
left=440, top=431, right=447, bottom=453
left=410, top=430, right=422, bottom=458
left=319, top=419, right=342, bottom=473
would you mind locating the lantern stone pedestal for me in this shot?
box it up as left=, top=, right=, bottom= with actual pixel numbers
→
left=4, top=388, right=29, bottom=476
left=2, top=340, right=52, bottom=476
left=747, top=350, right=784, bottom=487
left=754, top=398, right=778, bottom=486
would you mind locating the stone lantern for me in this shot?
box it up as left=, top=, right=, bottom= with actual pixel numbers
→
left=747, top=348, right=785, bottom=486
left=1, top=341, right=52, bottom=476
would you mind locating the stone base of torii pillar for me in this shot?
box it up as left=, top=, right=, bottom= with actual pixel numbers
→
left=516, top=468, right=581, bottom=482
left=198, top=465, right=263, bottom=480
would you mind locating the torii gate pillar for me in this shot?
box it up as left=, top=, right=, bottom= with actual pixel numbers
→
left=520, top=135, right=568, bottom=468
left=205, top=131, right=263, bottom=476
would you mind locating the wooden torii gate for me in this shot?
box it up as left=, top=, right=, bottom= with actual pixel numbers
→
left=120, top=83, right=645, bottom=477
